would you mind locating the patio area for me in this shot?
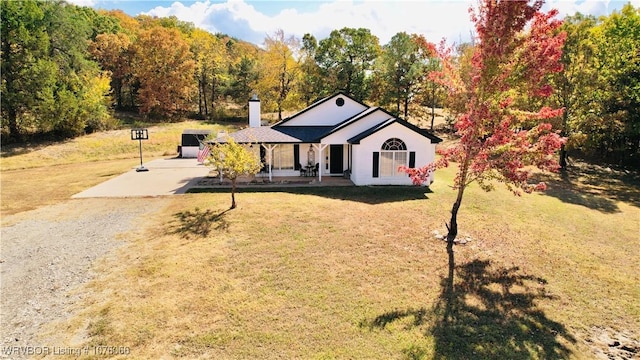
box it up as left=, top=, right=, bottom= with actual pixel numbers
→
left=191, top=173, right=354, bottom=189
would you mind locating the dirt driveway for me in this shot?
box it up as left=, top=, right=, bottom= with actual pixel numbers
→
left=72, top=158, right=210, bottom=198
left=0, top=198, right=170, bottom=359
left=1, top=158, right=207, bottom=358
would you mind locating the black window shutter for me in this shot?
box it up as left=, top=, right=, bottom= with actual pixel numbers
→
left=409, top=151, right=416, bottom=168
left=294, top=144, right=300, bottom=170
left=372, top=152, right=379, bottom=178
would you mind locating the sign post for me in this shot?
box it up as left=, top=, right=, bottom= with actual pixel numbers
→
left=131, top=128, right=149, bottom=172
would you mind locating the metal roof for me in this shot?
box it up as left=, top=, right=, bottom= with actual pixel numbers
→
left=182, top=129, right=211, bottom=135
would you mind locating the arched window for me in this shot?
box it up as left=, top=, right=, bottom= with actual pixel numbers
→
left=381, top=138, right=407, bottom=151
left=379, top=138, right=408, bottom=177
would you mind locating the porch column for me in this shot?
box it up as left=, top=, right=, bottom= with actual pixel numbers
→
left=314, top=144, right=328, bottom=182
left=262, top=144, right=277, bottom=182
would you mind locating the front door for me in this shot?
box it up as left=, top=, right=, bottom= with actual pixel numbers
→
left=330, top=145, right=343, bottom=174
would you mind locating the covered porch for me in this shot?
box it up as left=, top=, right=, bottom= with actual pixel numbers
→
left=192, top=173, right=354, bottom=189
left=217, top=126, right=350, bottom=184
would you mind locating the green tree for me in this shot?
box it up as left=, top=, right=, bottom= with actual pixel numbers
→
left=550, top=13, right=599, bottom=168
left=299, top=34, right=323, bottom=105
left=205, top=136, right=262, bottom=209
left=227, top=55, right=258, bottom=104
left=374, top=32, right=436, bottom=118
left=591, top=4, right=640, bottom=165
left=1, top=0, right=113, bottom=139
left=1, top=0, right=54, bottom=138
left=315, top=27, right=380, bottom=100
left=224, top=37, right=260, bottom=106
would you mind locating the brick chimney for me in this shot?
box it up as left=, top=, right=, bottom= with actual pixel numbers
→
left=249, top=94, right=260, bottom=128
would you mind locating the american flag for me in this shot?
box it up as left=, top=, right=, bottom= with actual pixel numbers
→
left=197, top=142, right=210, bottom=163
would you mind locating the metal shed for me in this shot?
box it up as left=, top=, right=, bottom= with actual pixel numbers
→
left=179, top=129, right=211, bottom=158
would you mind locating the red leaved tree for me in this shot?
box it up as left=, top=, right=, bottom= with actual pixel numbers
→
left=402, top=0, right=566, bottom=298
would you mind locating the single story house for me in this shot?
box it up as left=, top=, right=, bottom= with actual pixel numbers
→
left=215, top=92, right=442, bottom=186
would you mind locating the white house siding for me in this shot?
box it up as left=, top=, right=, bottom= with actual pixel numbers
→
left=350, top=123, right=435, bottom=186
left=281, top=95, right=367, bottom=126
left=320, top=109, right=392, bottom=144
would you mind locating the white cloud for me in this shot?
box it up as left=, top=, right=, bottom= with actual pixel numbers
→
left=140, top=0, right=639, bottom=46
left=66, top=0, right=98, bottom=6
left=144, top=0, right=475, bottom=46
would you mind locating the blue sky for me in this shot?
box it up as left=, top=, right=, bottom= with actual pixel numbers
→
left=70, top=0, right=640, bottom=46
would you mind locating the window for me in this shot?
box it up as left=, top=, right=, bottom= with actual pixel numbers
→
left=380, top=138, right=408, bottom=177
left=272, top=144, right=294, bottom=170
left=381, top=138, right=406, bottom=151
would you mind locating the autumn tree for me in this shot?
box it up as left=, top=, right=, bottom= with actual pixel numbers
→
left=89, top=32, right=133, bottom=109
left=131, top=26, right=195, bottom=118
left=204, top=136, right=262, bottom=209
left=256, top=29, right=301, bottom=121
left=189, top=29, right=227, bottom=119
left=402, top=0, right=565, bottom=305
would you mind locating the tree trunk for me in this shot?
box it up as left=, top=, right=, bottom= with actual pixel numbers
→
left=6, top=107, right=19, bottom=140
left=444, top=229, right=455, bottom=322
left=114, top=80, right=123, bottom=109
left=197, top=78, right=203, bottom=118
left=404, top=96, right=409, bottom=119
left=210, top=78, right=216, bottom=119
left=230, top=179, right=237, bottom=209
left=443, top=186, right=464, bottom=321
left=202, top=77, right=209, bottom=118
left=559, top=144, right=568, bottom=169
left=430, top=86, right=436, bottom=131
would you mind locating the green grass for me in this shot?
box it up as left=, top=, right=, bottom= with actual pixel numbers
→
left=43, top=164, right=639, bottom=359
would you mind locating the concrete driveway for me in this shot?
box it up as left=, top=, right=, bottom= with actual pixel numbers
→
left=72, top=158, right=211, bottom=198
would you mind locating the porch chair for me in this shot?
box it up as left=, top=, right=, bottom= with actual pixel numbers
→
left=298, top=163, right=307, bottom=177
left=312, top=163, right=319, bottom=177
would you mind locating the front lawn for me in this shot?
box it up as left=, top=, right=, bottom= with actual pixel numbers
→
left=48, top=164, right=639, bottom=359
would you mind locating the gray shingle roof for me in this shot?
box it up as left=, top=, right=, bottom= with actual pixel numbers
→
left=220, top=127, right=301, bottom=143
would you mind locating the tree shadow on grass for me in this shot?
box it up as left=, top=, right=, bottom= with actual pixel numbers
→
left=169, top=207, right=230, bottom=239
left=364, top=259, right=576, bottom=359
left=532, top=161, right=640, bottom=213
left=188, top=186, right=432, bottom=205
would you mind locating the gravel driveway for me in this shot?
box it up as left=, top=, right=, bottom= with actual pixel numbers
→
left=0, top=198, right=169, bottom=359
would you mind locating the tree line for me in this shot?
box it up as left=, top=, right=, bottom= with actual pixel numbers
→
left=2, top=0, right=638, bottom=166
